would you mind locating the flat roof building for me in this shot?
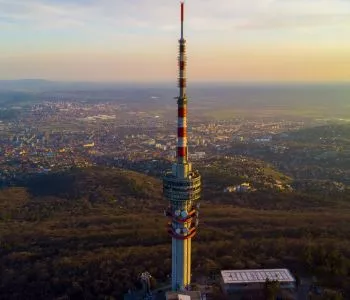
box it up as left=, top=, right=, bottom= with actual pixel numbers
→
left=221, top=269, right=296, bottom=300
left=166, top=291, right=202, bottom=300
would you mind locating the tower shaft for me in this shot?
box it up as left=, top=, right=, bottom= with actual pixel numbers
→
left=163, top=2, right=201, bottom=292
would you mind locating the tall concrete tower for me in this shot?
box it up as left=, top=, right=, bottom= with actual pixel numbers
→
left=163, top=2, right=201, bottom=292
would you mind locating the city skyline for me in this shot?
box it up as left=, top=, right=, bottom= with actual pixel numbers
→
left=1, top=0, right=350, bottom=82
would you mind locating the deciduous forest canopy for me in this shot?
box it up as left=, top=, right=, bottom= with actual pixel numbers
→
left=1, top=165, right=350, bottom=299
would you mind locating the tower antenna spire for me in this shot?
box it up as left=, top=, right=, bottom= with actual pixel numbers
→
left=181, top=1, right=184, bottom=39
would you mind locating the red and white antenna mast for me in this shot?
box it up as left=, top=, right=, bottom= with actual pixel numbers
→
left=177, top=1, right=188, bottom=164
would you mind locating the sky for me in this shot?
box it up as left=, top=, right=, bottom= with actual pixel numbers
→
left=0, top=0, right=350, bottom=82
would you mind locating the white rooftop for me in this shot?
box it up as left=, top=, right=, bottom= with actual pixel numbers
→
left=166, top=291, right=201, bottom=300
left=221, top=269, right=295, bottom=284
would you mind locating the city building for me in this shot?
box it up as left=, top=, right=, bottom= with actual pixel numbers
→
left=224, top=183, right=252, bottom=193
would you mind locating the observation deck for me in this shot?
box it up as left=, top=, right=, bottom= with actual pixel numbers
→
left=163, top=170, right=201, bottom=203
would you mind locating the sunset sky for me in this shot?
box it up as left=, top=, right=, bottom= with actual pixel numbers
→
left=1, top=0, right=350, bottom=82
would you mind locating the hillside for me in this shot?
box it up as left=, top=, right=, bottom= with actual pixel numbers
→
left=287, top=124, right=350, bottom=144
left=1, top=167, right=350, bottom=299
left=1, top=167, right=162, bottom=222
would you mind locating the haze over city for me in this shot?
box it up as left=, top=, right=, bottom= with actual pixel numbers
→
left=1, top=0, right=350, bottom=82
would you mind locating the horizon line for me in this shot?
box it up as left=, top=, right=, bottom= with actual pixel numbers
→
left=1, top=79, right=350, bottom=86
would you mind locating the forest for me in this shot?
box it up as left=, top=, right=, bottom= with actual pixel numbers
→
left=1, top=165, right=350, bottom=299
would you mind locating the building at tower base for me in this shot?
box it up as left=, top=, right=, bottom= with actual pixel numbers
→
left=166, top=291, right=202, bottom=300
left=220, top=269, right=296, bottom=300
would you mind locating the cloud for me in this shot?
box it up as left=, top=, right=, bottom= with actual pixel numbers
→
left=237, top=14, right=350, bottom=30
left=1, top=0, right=349, bottom=81
left=0, top=0, right=349, bottom=32
left=185, top=0, right=350, bottom=31
left=0, top=0, right=86, bottom=29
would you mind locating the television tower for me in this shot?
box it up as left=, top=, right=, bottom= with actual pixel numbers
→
left=163, top=1, right=201, bottom=291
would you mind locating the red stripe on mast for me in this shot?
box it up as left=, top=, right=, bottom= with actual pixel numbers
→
left=178, top=147, right=186, bottom=157
left=178, top=128, right=187, bottom=137
left=178, top=107, right=186, bottom=118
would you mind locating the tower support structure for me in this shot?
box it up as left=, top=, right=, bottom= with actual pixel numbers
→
left=163, top=2, right=201, bottom=291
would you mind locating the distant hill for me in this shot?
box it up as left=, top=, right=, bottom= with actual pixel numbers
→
left=0, top=80, right=173, bottom=93
left=27, top=167, right=161, bottom=200
left=2, top=167, right=163, bottom=221
left=286, top=124, right=350, bottom=144
left=0, top=79, right=54, bottom=93
left=1, top=81, right=349, bottom=114
left=0, top=90, right=37, bottom=105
